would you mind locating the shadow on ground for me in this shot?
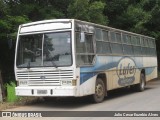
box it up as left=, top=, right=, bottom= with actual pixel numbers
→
left=33, top=80, right=157, bottom=109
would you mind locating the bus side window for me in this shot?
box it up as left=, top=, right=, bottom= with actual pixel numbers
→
left=115, top=33, right=121, bottom=43
left=131, top=36, right=140, bottom=46
left=85, top=34, right=94, bottom=53
left=142, top=47, right=148, bottom=56
left=123, top=45, right=134, bottom=55
left=148, top=39, right=155, bottom=48
left=95, top=28, right=102, bottom=41
left=76, top=32, right=86, bottom=53
left=133, top=46, right=141, bottom=55
left=76, top=32, right=95, bottom=66
left=111, top=43, right=123, bottom=55
left=102, top=30, right=109, bottom=41
left=110, top=32, right=116, bottom=42
left=96, top=41, right=111, bottom=54
left=122, top=34, right=131, bottom=44
left=150, top=48, right=156, bottom=56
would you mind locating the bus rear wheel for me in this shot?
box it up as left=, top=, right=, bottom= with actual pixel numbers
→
left=92, top=78, right=105, bottom=103
left=131, top=73, right=145, bottom=92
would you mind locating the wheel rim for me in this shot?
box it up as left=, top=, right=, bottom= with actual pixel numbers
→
left=95, top=83, right=104, bottom=98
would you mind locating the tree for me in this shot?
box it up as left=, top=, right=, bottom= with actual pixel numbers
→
left=88, top=1, right=108, bottom=25
left=3, top=0, right=65, bottom=21
left=67, top=0, right=90, bottom=21
left=67, top=0, right=108, bottom=25
left=104, top=0, right=129, bottom=28
left=116, top=5, right=151, bottom=34
left=0, top=0, right=7, bottom=18
left=145, top=0, right=160, bottom=68
left=0, top=0, right=30, bottom=84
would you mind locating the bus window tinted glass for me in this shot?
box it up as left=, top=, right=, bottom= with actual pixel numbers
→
left=111, top=32, right=116, bottom=42
left=133, top=46, right=141, bottom=55
left=150, top=48, right=156, bottom=56
left=148, top=39, right=155, bottom=48
left=132, top=36, right=140, bottom=45
left=76, top=32, right=95, bottom=66
left=85, top=34, right=94, bottom=53
left=111, top=43, right=123, bottom=54
left=141, top=38, right=149, bottom=47
left=76, top=33, right=86, bottom=53
left=77, top=55, right=94, bottom=65
left=116, top=33, right=121, bottom=43
left=123, top=45, right=133, bottom=55
left=102, top=30, right=109, bottom=41
left=95, top=29, right=102, bottom=41
left=122, top=34, right=131, bottom=44
left=97, top=41, right=111, bottom=54
left=142, top=47, right=149, bottom=55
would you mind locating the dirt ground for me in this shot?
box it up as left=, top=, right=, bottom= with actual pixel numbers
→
left=0, top=97, right=43, bottom=111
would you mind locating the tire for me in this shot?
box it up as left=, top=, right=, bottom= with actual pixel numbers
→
left=91, top=78, right=105, bottom=103
left=133, top=73, right=145, bottom=92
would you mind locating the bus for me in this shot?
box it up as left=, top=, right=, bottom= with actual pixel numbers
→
left=15, top=19, right=157, bottom=103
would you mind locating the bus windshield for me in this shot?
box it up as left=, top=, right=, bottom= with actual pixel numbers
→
left=16, top=31, right=72, bottom=68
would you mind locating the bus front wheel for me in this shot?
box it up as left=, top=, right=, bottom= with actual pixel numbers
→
left=92, top=78, right=105, bottom=103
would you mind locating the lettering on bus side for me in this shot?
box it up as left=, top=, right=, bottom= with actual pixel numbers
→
left=116, top=57, right=136, bottom=86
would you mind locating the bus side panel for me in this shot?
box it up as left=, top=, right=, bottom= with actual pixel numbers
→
left=110, top=56, right=141, bottom=89
left=145, top=67, right=158, bottom=82
left=106, top=70, right=113, bottom=90
left=78, top=56, right=114, bottom=96
left=77, top=66, right=96, bottom=96
left=78, top=74, right=97, bottom=96
left=133, top=56, right=143, bottom=85
left=143, top=56, right=158, bottom=82
left=77, top=56, right=157, bottom=96
left=106, top=69, right=140, bottom=90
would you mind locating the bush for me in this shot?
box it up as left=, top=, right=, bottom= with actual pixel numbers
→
left=6, top=81, right=19, bottom=102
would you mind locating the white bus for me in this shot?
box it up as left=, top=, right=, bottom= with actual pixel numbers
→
left=15, top=19, right=157, bottom=103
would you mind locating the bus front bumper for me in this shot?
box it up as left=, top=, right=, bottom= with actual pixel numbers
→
left=15, top=86, right=77, bottom=97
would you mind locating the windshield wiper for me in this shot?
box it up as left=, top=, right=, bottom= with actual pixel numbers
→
left=51, top=60, right=58, bottom=68
left=27, top=61, right=30, bottom=69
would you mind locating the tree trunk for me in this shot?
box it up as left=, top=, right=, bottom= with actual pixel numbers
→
left=0, top=70, right=5, bottom=102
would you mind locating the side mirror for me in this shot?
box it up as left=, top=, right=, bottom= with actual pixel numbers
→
left=80, top=32, right=85, bottom=42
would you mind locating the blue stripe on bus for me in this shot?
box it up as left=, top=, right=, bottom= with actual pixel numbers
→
left=145, top=67, right=155, bottom=75
left=79, top=56, right=155, bottom=84
left=80, top=56, right=117, bottom=84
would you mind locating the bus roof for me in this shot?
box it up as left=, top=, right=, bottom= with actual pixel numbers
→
left=20, top=19, right=155, bottom=40
left=20, top=19, right=73, bottom=27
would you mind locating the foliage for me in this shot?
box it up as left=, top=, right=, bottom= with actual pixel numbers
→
left=67, top=0, right=90, bottom=21
left=88, top=1, right=108, bottom=25
left=6, top=81, right=18, bottom=102
left=68, top=0, right=108, bottom=25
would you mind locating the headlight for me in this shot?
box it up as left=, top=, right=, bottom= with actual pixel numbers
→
left=19, top=80, right=28, bottom=86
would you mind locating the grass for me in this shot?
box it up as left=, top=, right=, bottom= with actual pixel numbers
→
left=0, top=81, right=43, bottom=110
left=6, top=82, right=19, bottom=102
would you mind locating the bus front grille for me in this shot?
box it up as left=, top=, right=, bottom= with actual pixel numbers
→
left=16, top=69, right=74, bottom=86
